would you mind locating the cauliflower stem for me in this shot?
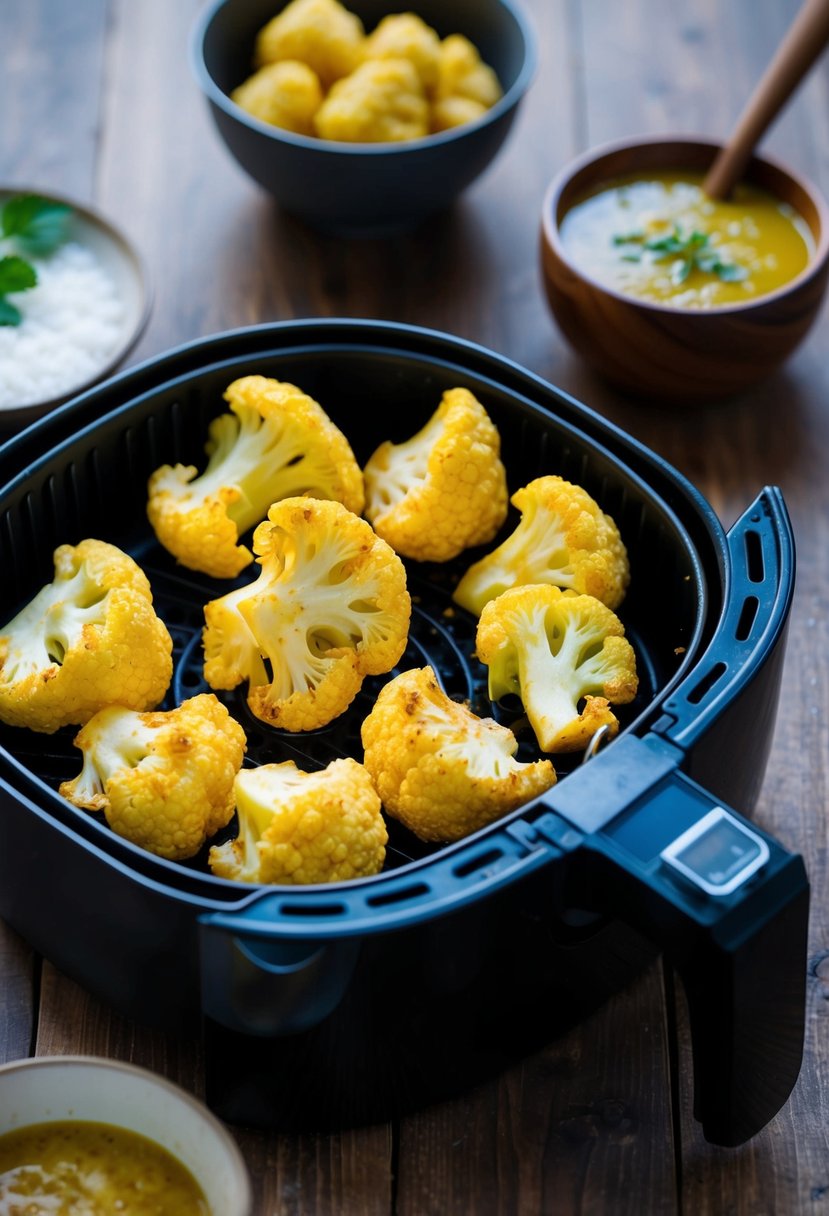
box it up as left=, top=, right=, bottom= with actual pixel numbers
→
left=209, top=758, right=387, bottom=884
left=363, top=386, right=508, bottom=562
left=453, top=475, right=629, bottom=616
left=361, top=665, right=556, bottom=842
left=203, top=497, right=410, bottom=731
left=60, top=695, right=246, bottom=861
left=476, top=586, right=638, bottom=753
left=147, top=375, right=365, bottom=579
left=0, top=539, right=172, bottom=734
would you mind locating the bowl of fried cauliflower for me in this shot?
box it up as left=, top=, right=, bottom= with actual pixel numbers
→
left=191, top=0, right=536, bottom=233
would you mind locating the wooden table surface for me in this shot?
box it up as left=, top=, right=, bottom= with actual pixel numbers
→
left=2, top=1, right=829, bottom=1212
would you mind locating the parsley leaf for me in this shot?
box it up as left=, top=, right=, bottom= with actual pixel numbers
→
left=0, top=255, right=37, bottom=295
left=0, top=255, right=38, bottom=324
left=0, top=194, right=74, bottom=326
left=1, top=194, right=73, bottom=255
left=610, top=224, right=748, bottom=285
left=0, top=298, right=23, bottom=327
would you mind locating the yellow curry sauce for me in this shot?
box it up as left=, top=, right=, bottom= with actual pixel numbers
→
left=0, top=1121, right=209, bottom=1216
left=559, top=170, right=814, bottom=308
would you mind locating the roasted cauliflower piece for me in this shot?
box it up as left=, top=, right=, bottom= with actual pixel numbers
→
left=147, top=374, right=365, bottom=580
left=253, top=0, right=365, bottom=88
left=435, top=33, right=503, bottom=108
left=59, top=694, right=246, bottom=861
left=231, top=59, right=324, bottom=134
left=475, top=585, right=638, bottom=754
left=361, top=665, right=556, bottom=843
left=430, top=95, right=489, bottom=133
left=209, top=757, right=387, bottom=884
left=453, top=475, right=630, bottom=617
left=363, top=386, right=508, bottom=562
left=363, top=12, right=442, bottom=94
left=203, top=497, right=411, bottom=731
left=0, top=540, right=173, bottom=734
left=314, top=57, right=429, bottom=143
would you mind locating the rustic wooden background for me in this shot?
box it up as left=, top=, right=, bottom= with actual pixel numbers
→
left=2, top=1, right=828, bottom=1212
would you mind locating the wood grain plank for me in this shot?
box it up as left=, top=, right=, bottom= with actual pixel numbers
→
left=0, top=921, right=35, bottom=1064
left=36, top=962, right=392, bottom=1216
left=396, top=963, right=677, bottom=1216
left=0, top=0, right=108, bottom=200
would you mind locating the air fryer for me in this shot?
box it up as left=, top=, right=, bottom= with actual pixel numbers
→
left=0, top=320, right=808, bottom=1148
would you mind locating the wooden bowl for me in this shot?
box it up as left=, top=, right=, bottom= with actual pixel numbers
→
left=539, top=136, right=829, bottom=403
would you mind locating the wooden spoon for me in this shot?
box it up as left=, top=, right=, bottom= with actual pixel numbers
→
left=704, top=0, right=829, bottom=199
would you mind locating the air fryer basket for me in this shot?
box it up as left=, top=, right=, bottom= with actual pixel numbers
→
left=0, top=321, right=808, bottom=1146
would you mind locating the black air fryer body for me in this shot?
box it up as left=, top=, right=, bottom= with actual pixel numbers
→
left=0, top=322, right=807, bottom=1147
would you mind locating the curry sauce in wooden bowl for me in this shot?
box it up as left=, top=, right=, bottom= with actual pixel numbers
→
left=539, top=136, right=829, bottom=404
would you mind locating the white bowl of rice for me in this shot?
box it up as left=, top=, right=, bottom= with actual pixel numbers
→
left=0, top=187, right=150, bottom=431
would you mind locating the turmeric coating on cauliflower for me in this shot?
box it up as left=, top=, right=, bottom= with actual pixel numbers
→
left=361, top=666, right=556, bottom=843
left=314, top=57, right=429, bottom=143
left=59, top=695, right=247, bottom=861
left=475, top=585, right=638, bottom=754
left=453, top=475, right=630, bottom=617
left=253, top=0, right=364, bottom=88
left=209, top=758, right=387, bottom=884
left=0, top=540, right=172, bottom=735
left=363, top=387, right=508, bottom=563
left=363, top=13, right=442, bottom=94
left=231, top=59, right=324, bottom=135
left=147, top=375, right=365, bottom=580
left=430, top=95, right=489, bottom=134
left=435, top=33, right=503, bottom=109
left=203, top=497, right=411, bottom=731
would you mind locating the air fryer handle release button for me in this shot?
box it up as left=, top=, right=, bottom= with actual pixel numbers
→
left=660, top=806, right=770, bottom=897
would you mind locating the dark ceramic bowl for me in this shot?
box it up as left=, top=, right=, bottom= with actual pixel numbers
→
left=191, top=0, right=536, bottom=235
left=539, top=136, right=829, bottom=404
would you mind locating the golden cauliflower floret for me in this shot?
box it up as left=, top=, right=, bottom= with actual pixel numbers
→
left=435, top=33, right=502, bottom=108
left=314, top=57, right=429, bottom=143
left=59, top=695, right=246, bottom=861
left=203, top=497, right=411, bottom=731
left=430, top=95, right=488, bottom=133
left=363, top=13, right=442, bottom=94
left=147, top=374, right=365, bottom=580
left=476, top=585, right=638, bottom=754
left=209, top=758, right=387, bottom=884
left=253, top=0, right=365, bottom=88
left=361, top=666, right=556, bottom=843
left=453, top=475, right=630, bottom=617
left=0, top=540, right=173, bottom=735
left=231, top=59, right=324, bottom=135
left=363, top=386, right=508, bottom=563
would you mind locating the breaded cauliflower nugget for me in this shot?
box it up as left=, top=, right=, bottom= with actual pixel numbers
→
left=231, top=59, right=323, bottom=135
left=435, top=33, right=502, bottom=108
left=314, top=58, right=429, bottom=143
left=254, top=0, right=364, bottom=88
left=363, top=12, right=442, bottom=95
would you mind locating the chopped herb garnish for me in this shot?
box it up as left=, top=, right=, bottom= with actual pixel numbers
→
left=611, top=224, right=748, bottom=286
left=0, top=194, right=73, bottom=326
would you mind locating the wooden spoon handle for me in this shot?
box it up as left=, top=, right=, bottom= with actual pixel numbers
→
left=704, top=0, right=829, bottom=199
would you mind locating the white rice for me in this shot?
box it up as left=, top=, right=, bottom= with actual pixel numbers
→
left=0, top=241, right=125, bottom=408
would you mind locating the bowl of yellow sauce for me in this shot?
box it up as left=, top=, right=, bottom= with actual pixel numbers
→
left=539, top=136, right=829, bottom=403
left=0, top=1056, right=252, bottom=1216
